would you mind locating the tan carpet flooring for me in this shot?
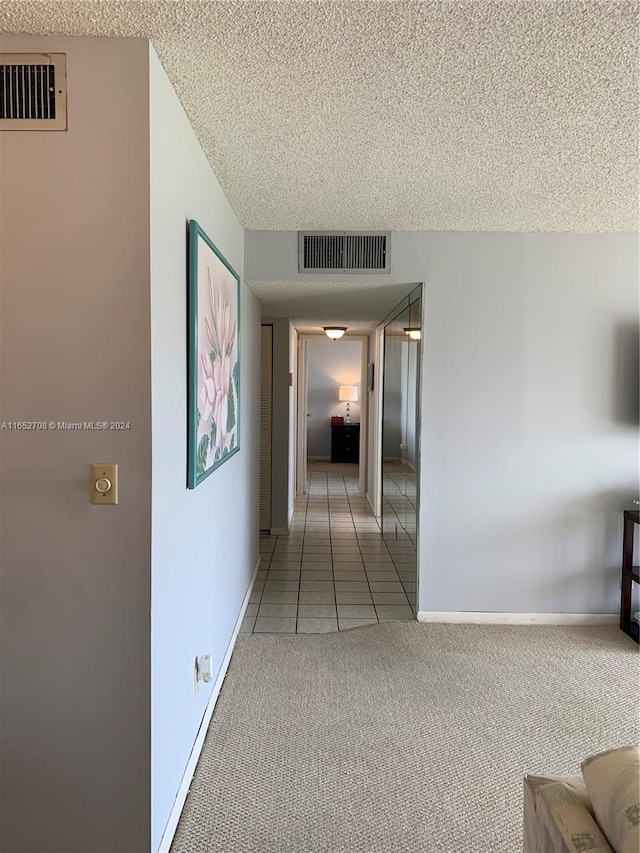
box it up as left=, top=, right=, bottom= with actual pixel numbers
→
left=171, top=622, right=639, bottom=853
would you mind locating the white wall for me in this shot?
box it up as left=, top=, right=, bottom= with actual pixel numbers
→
left=307, top=339, right=361, bottom=458
left=417, top=232, right=638, bottom=614
left=0, top=35, right=152, bottom=853
left=150, top=47, right=259, bottom=852
left=246, top=231, right=639, bottom=615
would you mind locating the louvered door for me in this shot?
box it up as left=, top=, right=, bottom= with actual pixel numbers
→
left=259, top=325, right=273, bottom=531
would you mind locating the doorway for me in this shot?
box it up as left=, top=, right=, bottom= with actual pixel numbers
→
left=296, top=335, right=368, bottom=498
left=259, top=324, right=273, bottom=530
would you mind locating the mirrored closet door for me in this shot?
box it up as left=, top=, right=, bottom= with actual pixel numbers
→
left=381, top=287, right=422, bottom=609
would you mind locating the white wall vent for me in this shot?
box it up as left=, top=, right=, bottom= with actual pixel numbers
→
left=0, top=53, right=67, bottom=131
left=298, top=232, right=391, bottom=273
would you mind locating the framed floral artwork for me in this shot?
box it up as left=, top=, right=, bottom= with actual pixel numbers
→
left=188, top=220, right=240, bottom=488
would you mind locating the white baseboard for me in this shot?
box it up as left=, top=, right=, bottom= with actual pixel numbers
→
left=157, top=555, right=261, bottom=853
left=417, top=611, right=618, bottom=625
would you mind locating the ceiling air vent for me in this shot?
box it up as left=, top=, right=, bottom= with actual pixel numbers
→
left=0, top=53, right=67, bottom=131
left=299, top=232, right=391, bottom=274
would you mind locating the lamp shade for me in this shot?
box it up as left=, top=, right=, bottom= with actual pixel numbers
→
left=338, top=385, right=358, bottom=402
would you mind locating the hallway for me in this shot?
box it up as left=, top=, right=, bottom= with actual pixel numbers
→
left=243, top=473, right=416, bottom=634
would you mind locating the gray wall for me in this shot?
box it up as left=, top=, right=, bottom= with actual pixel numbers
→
left=149, top=47, right=260, bottom=850
left=0, top=36, right=152, bottom=853
left=246, top=230, right=639, bottom=614
left=417, top=232, right=639, bottom=614
left=307, top=339, right=361, bottom=458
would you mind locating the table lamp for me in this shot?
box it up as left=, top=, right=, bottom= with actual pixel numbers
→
left=338, top=385, right=358, bottom=424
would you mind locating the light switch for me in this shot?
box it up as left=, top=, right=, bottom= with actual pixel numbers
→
left=91, top=463, right=118, bottom=505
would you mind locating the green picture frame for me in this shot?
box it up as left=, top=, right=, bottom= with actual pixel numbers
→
left=188, top=220, right=241, bottom=488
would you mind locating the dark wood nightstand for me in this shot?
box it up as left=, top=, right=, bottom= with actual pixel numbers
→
left=331, top=424, right=360, bottom=463
left=620, top=509, right=639, bottom=644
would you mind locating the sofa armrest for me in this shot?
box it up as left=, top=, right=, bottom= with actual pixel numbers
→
left=524, top=775, right=613, bottom=853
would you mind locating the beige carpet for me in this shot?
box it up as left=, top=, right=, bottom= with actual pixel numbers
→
left=171, top=623, right=639, bottom=853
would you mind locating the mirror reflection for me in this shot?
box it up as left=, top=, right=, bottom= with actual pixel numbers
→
left=381, top=292, right=421, bottom=609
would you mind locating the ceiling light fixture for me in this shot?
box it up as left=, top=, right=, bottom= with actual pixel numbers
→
left=404, top=328, right=421, bottom=341
left=324, top=327, right=347, bottom=340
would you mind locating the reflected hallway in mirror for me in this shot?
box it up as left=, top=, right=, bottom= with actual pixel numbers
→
left=380, top=287, right=422, bottom=613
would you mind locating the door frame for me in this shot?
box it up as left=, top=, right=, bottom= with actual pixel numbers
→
left=296, top=334, right=369, bottom=498
left=259, top=323, right=273, bottom=531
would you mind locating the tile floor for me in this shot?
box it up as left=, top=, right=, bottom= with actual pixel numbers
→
left=382, top=467, right=418, bottom=546
left=242, top=471, right=417, bottom=634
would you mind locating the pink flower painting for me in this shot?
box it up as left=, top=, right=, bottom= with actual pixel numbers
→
left=190, top=222, right=240, bottom=486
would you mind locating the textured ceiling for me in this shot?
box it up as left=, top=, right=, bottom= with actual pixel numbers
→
left=1, top=0, right=638, bottom=233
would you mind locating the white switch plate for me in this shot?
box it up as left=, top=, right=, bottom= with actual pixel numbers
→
left=198, top=654, right=213, bottom=682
